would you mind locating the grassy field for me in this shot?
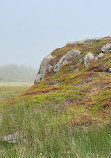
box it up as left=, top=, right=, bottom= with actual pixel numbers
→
left=0, top=103, right=111, bottom=158
left=0, top=82, right=33, bottom=103
left=0, top=82, right=111, bottom=157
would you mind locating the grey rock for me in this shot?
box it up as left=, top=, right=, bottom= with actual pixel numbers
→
left=84, top=52, right=95, bottom=67
left=73, top=68, right=79, bottom=72
left=54, top=49, right=81, bottom=72
left=108, top=67, right=111, bottom=73
left=68, top=37, right=102, bottom=45
left=101, top=43, right=111, bottom=53
left=95, top=53, right=104, bottom=60
left=2, top=132, right=20, bottom=144
left=78, top=38, right=102, bottom=45
left=34, top=54, right=54, bottom=83
left=53, top=81, right=60, bottom=87
left=107, top=36, right=111, bottom=39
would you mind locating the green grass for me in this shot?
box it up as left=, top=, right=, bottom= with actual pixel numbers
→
left=0, top=82, right=32, bottom=103
left=0, top=81, right=110, bottom=157
left=0, top=82, right=110, bottom=157
left=0, top=103, right=111, bottom=158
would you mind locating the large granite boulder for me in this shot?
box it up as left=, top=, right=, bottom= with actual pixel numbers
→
left=101, top=43, right=111, bottom=53
left=95, top=53, right=104, bottom=60
left=108, top=67, right=111, bottom=73
left=84, top=52, right=95, bottom=67
left=53, top=49, right=81, bottom=72
left=34, top=54, right=54, bottom=83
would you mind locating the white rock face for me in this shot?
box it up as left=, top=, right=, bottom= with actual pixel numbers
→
left=95, top=53, right=104, bottom=60
left=53, top=49, right=81, bottom=72
left=108, top=67, right=111, bottom=73
left=101, top=43, right=111, bottom=53
left=34, top=49, right=80, bottom=83
left=68, top=38, right=102, bottom=45
left=84, top=53, right=95, bottom=67
left=34, top=54, right=54, bottom=83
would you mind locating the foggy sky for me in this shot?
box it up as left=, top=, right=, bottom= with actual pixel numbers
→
left=0, top=0, right=111, bottom=68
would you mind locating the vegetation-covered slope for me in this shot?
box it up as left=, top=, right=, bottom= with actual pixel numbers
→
left=0, top=36, right=111, bottom=157
left=22, top=36, right=111, bottom=122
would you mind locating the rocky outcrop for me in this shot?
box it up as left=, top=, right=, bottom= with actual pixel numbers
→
left=34, top=36, right=111, bottom=84
left=68, top=38, right=102, bottom=45
left=78, top=38, right=102, bottom=45
left=34, top=49, right=81, bottom=83
left=95, top=53, right=104, bottom=60
left=54, top=49, right=81, bottom=72
left=84, top=53, right=95, bottom=67
left=34, top=54, right=54, bottom=83
left=101, top=43, right=111, bottom=53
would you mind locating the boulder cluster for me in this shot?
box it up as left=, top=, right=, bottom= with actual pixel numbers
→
left=34, top=37, right=111, bottom=84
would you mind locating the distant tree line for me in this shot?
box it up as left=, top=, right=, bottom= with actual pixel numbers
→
left=0, top=65, right=37, bottom=82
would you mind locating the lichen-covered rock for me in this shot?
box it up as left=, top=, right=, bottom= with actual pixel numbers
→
left=108, top=67, right=111, bottom=73
left=53, top=49, right=81, bottom=72
left=95, top=53, right=104, bottom=60
left=34, top=54, right=54, bottom=83
left=2, top=132, right=21, bottom=144
left=84, top=52, right=95, bottom=67
left=68, top=38, right=102, bottom=45
left=101, top=43, right=111, bottom=53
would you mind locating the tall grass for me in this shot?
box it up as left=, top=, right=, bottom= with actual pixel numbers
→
left=0, top=103, right=111, bottom=158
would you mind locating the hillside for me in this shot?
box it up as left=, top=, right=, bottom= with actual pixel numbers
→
left=1, top=36, right=111, bottom=157
left=0, top=65, right=36, bottom=82
left=24, top=35, right=111, bottom=119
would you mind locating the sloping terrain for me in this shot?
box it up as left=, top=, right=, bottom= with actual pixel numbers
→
left=1, top=36, right=111, bottom=157
left=22, top=36, right=111, bottom=123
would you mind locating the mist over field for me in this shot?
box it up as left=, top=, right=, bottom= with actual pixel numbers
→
left=0, top=0, right=111, bottom=157
left=0, top=65, right=36, bottom=82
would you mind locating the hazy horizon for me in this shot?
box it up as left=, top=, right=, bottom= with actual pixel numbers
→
left=0, top=63, right=37, bottom=69
left=0, top=0, right=111, bottom=68
left=0, top=64, right=37, bottom=82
